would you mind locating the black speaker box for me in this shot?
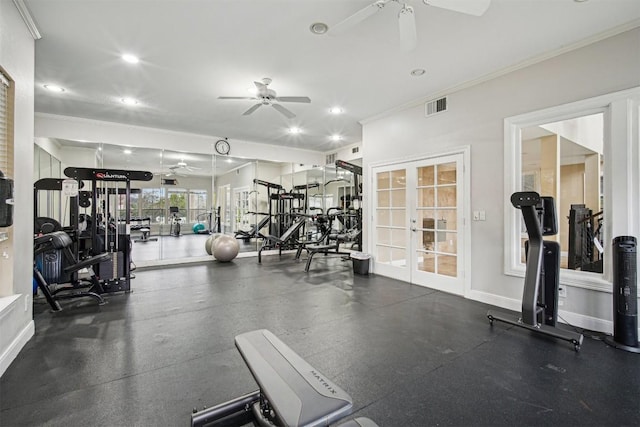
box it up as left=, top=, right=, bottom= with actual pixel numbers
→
left=0, top=175, right=13, bottom=227
left=612, top=236, right=638, bottom=348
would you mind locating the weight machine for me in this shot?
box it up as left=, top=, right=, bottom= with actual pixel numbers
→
left=487, top=192, right=583, bottom=351
left=64, top=167, right=153, bottom=293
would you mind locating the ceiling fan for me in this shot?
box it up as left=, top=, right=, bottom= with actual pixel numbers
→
left=165, top=160, right=200, bottom=176
left=218, top=78, right=311, bottom=119
left=329, top=0, right=491, bottom=51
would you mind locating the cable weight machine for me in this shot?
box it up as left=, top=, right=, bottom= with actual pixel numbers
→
left=64, top=167, right=153, bottom=293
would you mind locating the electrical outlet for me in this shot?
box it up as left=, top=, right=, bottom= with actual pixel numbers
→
left=558, top=286, right=567, bottom=298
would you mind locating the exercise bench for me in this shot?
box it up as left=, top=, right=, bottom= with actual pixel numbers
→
left=191, top=329, right=377, bottom=427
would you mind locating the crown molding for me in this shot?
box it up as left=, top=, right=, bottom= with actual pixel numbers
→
left=13, top=0, right=41, bottom=40
left=361, top=19, right=640, bottom=125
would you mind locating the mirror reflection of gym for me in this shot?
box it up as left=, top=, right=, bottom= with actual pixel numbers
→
left=520, top=112, right=604, bottom=274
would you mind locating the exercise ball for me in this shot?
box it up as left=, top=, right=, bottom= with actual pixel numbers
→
left=193, top=223, right=206, bottom=234
left=205, top=234, right=221, bottom=255
left=212, top=235, right=240, bottom=262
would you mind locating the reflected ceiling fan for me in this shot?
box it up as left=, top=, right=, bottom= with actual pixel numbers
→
left=165, top=160, right=200, bottom=176
left=218, top=78, right=311, bottom=119
left=329, top=0, right=491, bottom=51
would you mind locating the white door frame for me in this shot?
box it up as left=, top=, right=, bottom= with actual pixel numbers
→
left=368, top=146, right=471, bottom=297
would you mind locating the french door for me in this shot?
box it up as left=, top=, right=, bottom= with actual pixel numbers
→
left=372, top=153, right=466, bottom=295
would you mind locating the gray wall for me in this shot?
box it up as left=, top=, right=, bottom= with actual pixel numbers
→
left=362, top=28, right=640, bottom=333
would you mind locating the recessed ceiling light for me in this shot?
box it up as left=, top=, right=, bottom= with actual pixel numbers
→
left=329, top=107, right=343, bottom=114
left=573, top=0, right=589, bottom=2
left=43, top=84, right=65, bottom=92
left=289, top=127, right=301, bottom=134
left=123, top=149, right=132, bottom=155
left=122, top=54, right=139, bottom=64
left=410, top=68, right=426, bottom=77
left=309, top=22, right=328, bottom=35
left=226, top=158, right=233, bottom=163
left=121, top=97, right=138, bottom=105
left=331, top=134, right=342, bottom=141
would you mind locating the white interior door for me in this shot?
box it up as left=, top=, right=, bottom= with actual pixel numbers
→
left=372, top=153, right=466, bottom=295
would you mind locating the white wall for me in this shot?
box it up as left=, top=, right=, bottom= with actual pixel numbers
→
left=362, top=28, right=640, bottom=332
left=0, top=2, right=35, bottom=377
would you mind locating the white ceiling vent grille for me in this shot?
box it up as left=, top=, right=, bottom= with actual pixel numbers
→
left=326, top=152, right=337, bottom=165
left=425, top=96, right=448, bottom=117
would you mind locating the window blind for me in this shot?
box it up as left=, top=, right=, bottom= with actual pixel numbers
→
left=0, top=72, right=12, bottom=178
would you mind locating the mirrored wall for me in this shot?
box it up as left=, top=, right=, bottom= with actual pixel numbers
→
left=34, top=139, right=362, bottom=265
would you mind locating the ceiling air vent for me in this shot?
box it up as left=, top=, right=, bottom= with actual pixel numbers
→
left=425, top=96, right=447, bottom=117
left=326, top=152, right=337, bottom=165
left=352, top=146, right=359, bottom=154
left=162, top=178, right=178, bottom=186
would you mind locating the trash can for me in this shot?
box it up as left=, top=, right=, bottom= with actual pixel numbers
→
left=350, top=252, right=371, bottom=275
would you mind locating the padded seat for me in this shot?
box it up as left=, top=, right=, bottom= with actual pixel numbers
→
left=235, top=330, right=352, bottom=427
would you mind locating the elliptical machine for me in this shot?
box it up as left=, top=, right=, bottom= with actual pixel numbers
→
left=487, top=192, right=584, bottom=351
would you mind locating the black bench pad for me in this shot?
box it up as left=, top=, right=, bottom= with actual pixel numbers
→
left=235, top=330, right=352, bottom=427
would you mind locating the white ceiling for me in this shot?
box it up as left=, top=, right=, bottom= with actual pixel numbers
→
left=26, top=0, right=640, bottom=153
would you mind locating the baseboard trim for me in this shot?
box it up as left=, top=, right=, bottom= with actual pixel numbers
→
left=0, top=319, right=35, bottom=378
left=467, top=289, right=521, bottom=312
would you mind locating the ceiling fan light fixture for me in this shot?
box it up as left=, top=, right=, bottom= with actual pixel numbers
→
left=309, top=22, right=329, bottom=35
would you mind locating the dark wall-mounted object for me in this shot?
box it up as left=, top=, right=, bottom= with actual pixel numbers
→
left=0, top=169, right=14, bottom=227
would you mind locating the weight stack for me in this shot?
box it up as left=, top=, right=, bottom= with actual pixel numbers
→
left=605, top=236, right=639, bottom=353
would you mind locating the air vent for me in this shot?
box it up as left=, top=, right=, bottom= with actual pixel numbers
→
left=326, top=152, right=337, bottom=165
left=425, top=96, right=447, bottom=117
left=162, top=178, right=178, bottom=186
left=352, top=146, right=359, bottom=154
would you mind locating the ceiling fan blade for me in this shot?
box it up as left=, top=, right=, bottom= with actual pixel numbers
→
left=398, top=5, right=417, bottom=51
left=272, top=104, right=296, bottom=119
left=423, top=0, right=491, bottom=17
left=242, top=103, right=263, bottom=116
left=218, top=96, right=256, bottom=100
left=330, top=0, right=388, bottom=35
left=276, top=96, right=311, bottom=103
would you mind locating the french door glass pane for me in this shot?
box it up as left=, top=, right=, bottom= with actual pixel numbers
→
left=438, top=255, right=457, bottom=277
left=437, top=162, right=457, bottom=184
left=391, top=229, right=406, bottom=247
left=436, top=232, right=457, bottom=254
left=437, top=186, right=456, bottom=207
left=377, top=209, right=390, bottom=226
left=390, top=189, right=406, bottom=207
left=391, top=170, right=406, bottom=188
left=377, top=172, right=390, bottom=190
left=417, top=188, right=435, bottom=207
left=391, top=209, right=406, bottom=227
left=417, top=166, right=434, bottom=186
left=438, top=209, right=457, bottom=230
left=377, top=191, right=390, bottom=207
left=377, top=228, right=391, bottom=245
left=417, top=252, right=435, bottom=273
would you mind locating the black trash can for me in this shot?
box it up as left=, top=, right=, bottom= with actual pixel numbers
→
left=350, top=252, right=371, bottom=275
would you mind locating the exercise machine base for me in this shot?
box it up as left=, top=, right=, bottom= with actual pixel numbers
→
left=487, top=310, right=584, bottom=351
left=604, top=336, right=640, bottom=354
